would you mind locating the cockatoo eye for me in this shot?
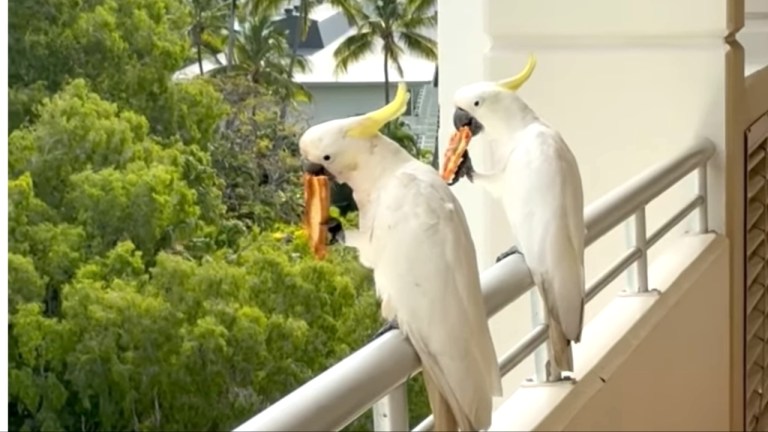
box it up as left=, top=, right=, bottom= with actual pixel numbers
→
left=473, top=100, right=480, bottom=107
left=323, top=155, right=331, bottom=161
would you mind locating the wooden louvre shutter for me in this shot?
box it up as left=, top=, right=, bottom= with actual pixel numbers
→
left=747, top=112, right=768, bottom=432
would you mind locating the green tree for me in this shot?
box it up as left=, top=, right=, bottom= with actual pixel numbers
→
left=8, top=0, right=228, bottom=144
left=383, top=118, right=420, bottom=158
left=8, top=1, right=435, bottom=428
left=208, top=76, right=306, bottom=228
left=8, top=80, right=226, bottom=225
left=7, top=73, right=432, bottom=431
left=333, top=0, right=437, bottom=103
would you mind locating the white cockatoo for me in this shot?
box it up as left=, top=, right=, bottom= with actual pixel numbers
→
left=299, top=83, right=502, bottom=431
left=448, top=54, right=585, bottom=382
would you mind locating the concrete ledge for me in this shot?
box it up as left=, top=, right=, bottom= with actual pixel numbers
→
left=746, top=65, right=768, bottom=123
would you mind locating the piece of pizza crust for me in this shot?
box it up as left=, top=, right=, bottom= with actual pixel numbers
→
left=303, top=174, right=330, bottom=259
left=441, top=126, right=472, bottom=183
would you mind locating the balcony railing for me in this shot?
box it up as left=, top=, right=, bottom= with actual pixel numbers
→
left=233, top=139, right=717, bottom=432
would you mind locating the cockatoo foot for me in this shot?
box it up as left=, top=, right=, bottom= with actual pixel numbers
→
left=544, top=360, right=574, bottom=383
left=370, top=319, right=400, bottom=341
left=495, top=245, right=523, bottom=263
left=324, top=217, right=345, bottom=245
left=448, top=150, right=475, bottom=186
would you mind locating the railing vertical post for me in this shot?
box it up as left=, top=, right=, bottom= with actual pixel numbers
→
left=529, top=289, right=551, bottom=382
left=697, top=164, right=709, bottom=234
left=634, top=207, right=649, bottom=293
left=372, top=383, right=409, bottom=431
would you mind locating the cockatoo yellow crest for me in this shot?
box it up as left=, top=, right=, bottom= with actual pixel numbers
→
left=345, top=82, right=410, bottom=138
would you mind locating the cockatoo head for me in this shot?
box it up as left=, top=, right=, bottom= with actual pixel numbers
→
left=299, top=83, right=410, bottom=185
left=452, top=54, right=537, bottom=138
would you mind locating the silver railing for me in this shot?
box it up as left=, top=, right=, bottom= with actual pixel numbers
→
left=234, top=139, right=717, bottom=432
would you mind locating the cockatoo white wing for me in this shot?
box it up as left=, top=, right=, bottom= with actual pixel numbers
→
left=371, top=162, right=502, bottom=430
left=505, top=125, right=585, bottom=342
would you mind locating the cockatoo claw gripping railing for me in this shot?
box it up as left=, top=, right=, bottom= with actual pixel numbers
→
left=233, top=139, right=716, bottom=432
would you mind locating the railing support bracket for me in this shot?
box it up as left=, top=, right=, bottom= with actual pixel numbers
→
left=521, top=376, right=578, bottom=388
left=618, top=288, right=662, bottom=298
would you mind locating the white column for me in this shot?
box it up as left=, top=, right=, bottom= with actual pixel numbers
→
left=439, top=0, right=744, bottom=418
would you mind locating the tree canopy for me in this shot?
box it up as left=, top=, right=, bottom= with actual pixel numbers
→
left=8, top=0, right=435, bottom=430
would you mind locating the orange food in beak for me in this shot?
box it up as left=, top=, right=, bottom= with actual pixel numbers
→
left=303, top=173, right=331, bottom=259
left=441, top=126, right=473, bottom=183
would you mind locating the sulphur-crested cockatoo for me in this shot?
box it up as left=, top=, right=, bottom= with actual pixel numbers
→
left=299, top=83, right=502, bottom=430
left=448, top=55, right=585, bottom=382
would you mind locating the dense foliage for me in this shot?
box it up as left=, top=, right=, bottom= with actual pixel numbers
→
left=8, top=0, right=436, bottom=430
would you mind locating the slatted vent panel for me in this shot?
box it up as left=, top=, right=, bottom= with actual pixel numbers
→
left=747, top=112, right=768, bottom=432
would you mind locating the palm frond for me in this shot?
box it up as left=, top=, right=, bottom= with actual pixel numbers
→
left=332, top=30, right=376, bottom=76
left=397, top=31, right=437, bottom=61
left=383, top=41, right=406, bottom=78
left=242, top=0, right=282, bottom=20
left=201, top=32, right=227, bottom=64
left=289, top=83, right=313, bottom=103
left=327, top=0, right=364, bottom=25
left=291, top=54, right=312, bottom=74
left=207, top=63, right=249, bottom=77
left=403, top=0, right=435, bottom=22
left=398, top=12, right=437, bottom=31
left=298, top=0, right=313, bottom=40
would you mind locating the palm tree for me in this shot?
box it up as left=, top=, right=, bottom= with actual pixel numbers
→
left=241, top=0, right=283, bottom=20
left=187, top=0, right=229, bottom=75
left=333, top=0, right=437, bottom=103
left=225, top=15, right=313, bottom=103
left=219, top=0, right=285, bottom=72
left=227, top=0, right=236, bottom=71
left=277, top=0, right=360, bottom=119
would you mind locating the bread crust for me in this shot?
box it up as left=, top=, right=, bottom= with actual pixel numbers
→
left=441, top=126, right=473, bottom=183
left=303, top=174, right=330, bottom=259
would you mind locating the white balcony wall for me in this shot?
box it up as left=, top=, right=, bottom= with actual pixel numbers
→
left=491, top=234, right=731, bottom=431
left=437, top=0, right=744, bottom=415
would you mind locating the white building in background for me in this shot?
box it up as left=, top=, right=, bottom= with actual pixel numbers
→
left=173, top=2, right=440, bottom=150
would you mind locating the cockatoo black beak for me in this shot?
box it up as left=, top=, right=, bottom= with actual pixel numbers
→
left=301, top=158, right=335, bottom=180
left=453, top=108, right=484, bottom=136
left=301, top=158, right=328, bottom=176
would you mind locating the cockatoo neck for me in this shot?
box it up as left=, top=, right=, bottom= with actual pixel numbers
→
left=483, top=97, right=539, bottom=170
left=340, top=135, right=411, bottom=202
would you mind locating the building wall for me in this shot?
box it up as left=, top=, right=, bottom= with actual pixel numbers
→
left=438, top=0, right=746, bottom=418
left=300, top=82, right=428, bottom=126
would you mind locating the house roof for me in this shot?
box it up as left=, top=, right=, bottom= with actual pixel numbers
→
left=273, top=3, right=351, bottom=50
left=294, top=26, right=436, bottom=85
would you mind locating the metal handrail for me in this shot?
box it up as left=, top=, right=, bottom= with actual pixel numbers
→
left=234, top=139, right=716, bottom=432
